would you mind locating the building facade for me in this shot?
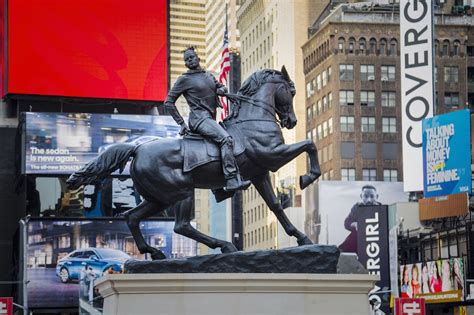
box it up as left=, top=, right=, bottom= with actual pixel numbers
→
left=302, top=3, right=472, bottom=183
left=237, top=0, right=325, bottom=251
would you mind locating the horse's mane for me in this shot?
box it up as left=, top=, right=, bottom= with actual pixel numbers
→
left=238, top=69, right=282, bottom=97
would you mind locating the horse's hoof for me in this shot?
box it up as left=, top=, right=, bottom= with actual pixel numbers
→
left=151, top=250, right=166, bottom=260
left=297, top=236, right=313, bottom=246
left=299, top=175, right=313, bottom=190
left=221, top=242, right=238, bottom=253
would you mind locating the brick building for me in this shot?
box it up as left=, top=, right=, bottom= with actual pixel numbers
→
left=302, top=2, right=474, bottom=182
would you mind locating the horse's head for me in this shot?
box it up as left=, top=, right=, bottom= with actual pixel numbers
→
left=275, top=66, right=297, bottom=129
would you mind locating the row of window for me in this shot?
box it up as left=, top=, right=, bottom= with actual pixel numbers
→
left=306, top=67, right=332, bottom=97
left=339, top=64, right=396, bottom=82
left=244, top=224, right=276, bottom=248
left=341, top=168, right=398, bottom=182
left=337, top=37, right=398, bottom=56
left=340, top=116, right=397, bottom=133
left=307, top=118, right=334, bottom=141
left=242, top=14, right=273, bottom=52
left=307, top=92, right=333, bottom=119
left=317, top=144, right=334, bottom=164
left=244, top=205, right=268, bottom=226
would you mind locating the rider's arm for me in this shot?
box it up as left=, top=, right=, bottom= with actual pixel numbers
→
left=212, top=73, right=228, bottom=96
left=164, top=77, right=186, bottom=126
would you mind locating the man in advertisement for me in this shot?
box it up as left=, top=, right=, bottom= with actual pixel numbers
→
left=339, top=185, right=382, bottom=253
left=164, top=47, right=250, bottom=193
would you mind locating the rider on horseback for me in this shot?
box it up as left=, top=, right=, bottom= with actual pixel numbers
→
left=164, top=47, right=251, bottom=192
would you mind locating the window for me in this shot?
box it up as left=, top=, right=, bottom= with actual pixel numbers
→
left=363, top=169, right=377, bottom=181
left=322, top=70, right=328, bottom=86
left=322, top=146, right=327, bottom=162
left=338, top=37, right=345, bottom=52
left=348, top=38, right=355, bottom=53
left=328, top=118, right=333, bottom=134
left=341, top=168, right=356, bottom=181
left=306, top=107, right=312, bottom=120
left=359, top=38, right=366, bottom=52
left=328, top=92, right=332, bottom=108
left=383, top=169, right=398, bottom=182
left=383, top=143, right=398, bottom=160
left=389, top=39, right=397, bottom=56
left=381, top=65, right=396, bottom=81
left=444, top=93, right=460, bottom=107
left=360, top=91, right=375, bottom=106
left=453, top=40, right=460, bottom=56
left=316, top=74, right=322, bottom=90
left=340, top=90, right=354, bottom=105
left=329, top=169, right=334, bottom=179
left=306, top=131, right=311, bottom=140
left=317, top=100, right=322, bottom=115
left=369, top=38, right=377, bottom=54
left=327, top=67, right=332, bottom=82
left=362, top=142, right=377, bottom=159
left=328, top=143, right=333, bottom=160
left=360, top=65, right=375, bottom=81
left=339, top=64, right=354, bottom=80
left=341, top=142, right=355, bottom=159
left=317, top=124, right=323, bottom=140
left=340, top=116, right=355, bottom=132
left=382, top=117, right=397, bottom=133
left=381, top=91, right=396, bottom=107
left=323, top=121, right=328, bottom=138
left=442, top=40, right=449, bottom=56
left=379, top=39, right=387, bottom=55
left=444, top=66, right=459, bottom=83
left=311, top=128, right=316, bottom=142
left=322, top=96, right=328, bottom=111
left=361, top=117, right=376, bottom=132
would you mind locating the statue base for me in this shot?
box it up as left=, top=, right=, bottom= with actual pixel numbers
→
left=96, top=273, right=378, bottom=315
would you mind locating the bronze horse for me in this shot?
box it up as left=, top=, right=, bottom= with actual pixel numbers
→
left=66, top=68, right=321, bottom=259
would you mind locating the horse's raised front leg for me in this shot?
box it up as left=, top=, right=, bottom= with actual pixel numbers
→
left=173, top=194, right=238, bottom=254
left=252, top=173, right=312, bottom=246
left=125, top=200, right=167, bottom=260
left=270, top=139, right=321, bottom=190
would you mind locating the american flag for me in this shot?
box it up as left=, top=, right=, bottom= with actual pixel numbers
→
left=219, top=25, right=230, bottom=119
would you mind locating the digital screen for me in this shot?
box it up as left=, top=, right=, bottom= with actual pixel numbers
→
left=7, top=0, right=168, bottom=101
left=23, top=112, right=180, bottom=175
left=27, top=219, right=197, bottom=309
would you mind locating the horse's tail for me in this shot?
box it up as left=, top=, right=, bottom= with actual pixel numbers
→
left=66, top=143, right=136, bottom=189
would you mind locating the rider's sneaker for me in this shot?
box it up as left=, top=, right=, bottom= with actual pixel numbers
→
left=224, top=176, right=251, bottom=192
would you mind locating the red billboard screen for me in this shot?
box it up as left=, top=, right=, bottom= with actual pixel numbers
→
left=7, top=0, right=168, bottom=101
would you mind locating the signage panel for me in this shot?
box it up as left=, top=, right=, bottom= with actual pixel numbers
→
left=400, top=0, right=435, bottom=192
left=395, top=298, right=425, bottom=315
left=0, top=297, right=12, bottom=315
left=357, top=205, right=390, bottom=314
left=422, top=110, right=471, bottom=197
left=419, top=193, right=468, bottom=221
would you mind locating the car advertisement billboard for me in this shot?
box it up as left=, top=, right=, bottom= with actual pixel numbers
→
left=23, top=112, right=180, bottom=175
left=7, top=0, right=168, bottom=101
left=400, top=258, right=465, bottom=303
left=26, top=219, right=197, bottom=309
left=422, top=109, right=471, bottom=198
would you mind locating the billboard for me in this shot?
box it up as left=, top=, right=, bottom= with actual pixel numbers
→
left=7, top=0, right=168, bottom=101
left=23, top=112, right=180, bottom=175
left=26, top=219, right=197, bottom=309
left=356, top=205, right=390, bottom=314
left=400, top=258, right=465, bottom=303
left=422, top=110, right=471, bottom=197
left=304, top=181, right=407, bottom=249
left=400, top=0, right=435, bottom=192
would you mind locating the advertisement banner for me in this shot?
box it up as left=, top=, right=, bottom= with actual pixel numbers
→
left=304, top=181, right=407, bottom=249
left=7, top=0, right=168, bottom=101
left=26, top=219, right=197, bottom=309
left=400, top=0, right=435, bottom=192
left=0, top=297, right=13, bottom=315
left=400, top=258, right=465, bottom=303
left=422, top=110, right=471, bottom=197
left=23, top=112, right=180, bottom=175
left=395, top=298, right=425, bottom=315
left=357, top=205, right=390, bottom=314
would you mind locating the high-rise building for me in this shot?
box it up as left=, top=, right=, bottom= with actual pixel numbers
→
left=237, top=0, right=326, bottom=250
left=169, top=0, right=207, bottom=116
left=302, top=2, right=471, bottom=183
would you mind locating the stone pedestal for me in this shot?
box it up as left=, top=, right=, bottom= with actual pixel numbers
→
left=96, top=273, right=378, bottom=315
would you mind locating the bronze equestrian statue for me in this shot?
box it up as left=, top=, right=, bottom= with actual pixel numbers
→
left=66, top=65, right=321, bottom=260
left=165, top=47, right=250, bottom=193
